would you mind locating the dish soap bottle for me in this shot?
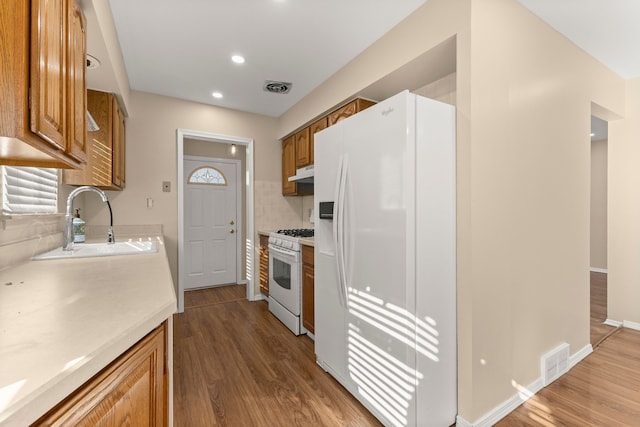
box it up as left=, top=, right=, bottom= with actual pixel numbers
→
left=73, top=208, right=85, bottom=243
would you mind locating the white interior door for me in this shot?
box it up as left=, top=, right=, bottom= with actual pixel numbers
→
left=184, top=158, right=237, bottom=289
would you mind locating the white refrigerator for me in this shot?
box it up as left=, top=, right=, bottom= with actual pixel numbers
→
left=314, top=90, right=457, bottom=427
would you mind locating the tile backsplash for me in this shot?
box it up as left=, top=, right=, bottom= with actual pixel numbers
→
left=254, top=180, right=314, bottom=232
left=0, top=214, right=64, bottom=271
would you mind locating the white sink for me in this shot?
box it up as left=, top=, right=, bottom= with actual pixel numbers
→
left=33, top=241, right=158, bottom=260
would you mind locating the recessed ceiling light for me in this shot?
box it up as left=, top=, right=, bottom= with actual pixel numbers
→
left=231, top=55, right=245, bottom=64
left=212, top=91, right=223, bottom=99
left=590, top=133, right=595, bottom=137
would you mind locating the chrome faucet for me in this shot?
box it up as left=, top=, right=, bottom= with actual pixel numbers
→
left=63, top=186, right=115, bottom=251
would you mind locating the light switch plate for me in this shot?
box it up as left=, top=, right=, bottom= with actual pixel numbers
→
left=162, top=181, right=171, bottom=192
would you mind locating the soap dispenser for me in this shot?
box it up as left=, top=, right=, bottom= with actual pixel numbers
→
left=73, top=208, right=85, bottom=243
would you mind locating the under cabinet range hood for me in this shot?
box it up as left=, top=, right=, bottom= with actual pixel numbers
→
left=288, top=165, right=314, bottom=183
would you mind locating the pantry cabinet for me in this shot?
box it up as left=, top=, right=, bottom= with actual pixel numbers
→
left=0, top=0, right=87, bottom=169
left=64, top=90, right=126, bottom=190
left=259, top=234, right=269, bottom=295
left=32, top=322, right=167, bottom=427
left=302, top=244, right=315, bottom=334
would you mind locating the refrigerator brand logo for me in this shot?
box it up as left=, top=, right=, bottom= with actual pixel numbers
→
left=381, top=107, right=394, bottom=116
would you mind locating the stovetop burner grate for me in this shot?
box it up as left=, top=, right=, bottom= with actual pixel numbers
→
left=276, top=229, right=314, bottom=238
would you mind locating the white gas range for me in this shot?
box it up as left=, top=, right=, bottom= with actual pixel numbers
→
left=268, top=229, right=314, bottom=335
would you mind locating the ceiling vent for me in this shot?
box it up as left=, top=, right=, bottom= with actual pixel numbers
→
left=263, top=80, right=292, bottom=94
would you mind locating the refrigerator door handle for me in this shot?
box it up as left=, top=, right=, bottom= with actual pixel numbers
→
left=333, top=155, right=349, bottom=307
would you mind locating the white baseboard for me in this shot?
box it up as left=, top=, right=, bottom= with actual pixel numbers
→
left=589, top=267, right=608, bottom=273
left=603, top=318, right=640, bottom=331
left=569, top=344, right=593, bottom=368
left=604, top=318, right=623, bottom=327
left=455, top=416, right=473, bottom=427
left=623, top=320, right=640, bottom=331
left=250, top=292, right=268, bottom=302
left=460, top=377, right=544, bottom=427
left=457, top=344, right=592, bottom=427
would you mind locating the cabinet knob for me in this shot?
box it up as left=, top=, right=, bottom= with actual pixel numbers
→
left=230, top=220, right=235, bottom=225
left=230, top=229, right=235, bottom=234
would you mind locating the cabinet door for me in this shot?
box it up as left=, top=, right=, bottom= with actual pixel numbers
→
left=282, top=136, right=297, bottom=196
left=33, top=322, right=167, bottom=427
left=327, top=99, right=376, bottom=126
left=112, top=96, right=126, bottom=188
left=309, top=117, right=328, bottom=166
left=302, top=245, right=314, bottom=333
left=302, top=263, right=315, bottom=334
left=66, top=0, right=87, bottom=163
left=30, top=0, right=67, bottom=150
left=294, top=127, right=310, bottom=168
left=259, top=235, right=269, bottom=294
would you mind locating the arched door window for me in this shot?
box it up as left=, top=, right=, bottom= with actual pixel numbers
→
left=187, top=166, right=227, bottom=185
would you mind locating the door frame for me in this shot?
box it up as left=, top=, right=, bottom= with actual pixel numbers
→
left=183, top=155, right=242, bottom=290
left=177, top=129, right=256, bottom=313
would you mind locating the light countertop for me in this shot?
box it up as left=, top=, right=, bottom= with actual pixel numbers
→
left=299, top=238, right=314, bottom=247
left=0, top=235, right=177, bottom=426
left=258, top=230, right=314, bottom=247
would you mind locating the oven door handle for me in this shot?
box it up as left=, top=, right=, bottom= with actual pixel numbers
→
left=268, top=245, right=299, bottom=259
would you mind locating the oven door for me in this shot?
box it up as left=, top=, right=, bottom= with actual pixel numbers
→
left=268, top=244, right=301, bottom=315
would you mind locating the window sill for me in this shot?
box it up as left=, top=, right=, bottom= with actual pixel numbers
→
left=1, top=213, right=64, bottom=230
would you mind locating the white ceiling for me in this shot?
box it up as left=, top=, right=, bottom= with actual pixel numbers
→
left=96, top=1, right=640, bottom=119
left=106, top=0, right=428, bottom=118
left=516, top=0, right=640, bottom=79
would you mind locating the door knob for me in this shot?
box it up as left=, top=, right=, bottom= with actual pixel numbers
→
left=230, top=229, right=235, bottom=234
left=230, top=220, right=235, bottom=225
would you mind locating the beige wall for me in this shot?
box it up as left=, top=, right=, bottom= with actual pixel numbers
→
left=609, top=78, right=640, bottom=325
left=278, top=0, right=628, bottom=422
left=465, top=0, right=624, bottom=420
left=590, top=139, right=607, bottom=270
left=81, top=91, right=289, bottom=295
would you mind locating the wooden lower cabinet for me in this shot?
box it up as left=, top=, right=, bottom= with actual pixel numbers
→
left=302, top=245, right=315, bottom=334
left=33, top=322, right=167, bottom=427
left=259, top=234, right=269, bottom=295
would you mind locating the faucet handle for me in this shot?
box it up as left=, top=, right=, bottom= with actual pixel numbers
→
left=107, top=226, right=115, bottom=244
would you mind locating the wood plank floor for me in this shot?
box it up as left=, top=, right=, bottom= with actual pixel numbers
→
left=174, top=284, right=383, bottom=426
left=496, top=327, right=640, bottom=426
left=175, top=280, right=638, bottom=427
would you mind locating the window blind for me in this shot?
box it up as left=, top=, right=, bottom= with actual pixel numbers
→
left=1, top=166, right=59, bottom=214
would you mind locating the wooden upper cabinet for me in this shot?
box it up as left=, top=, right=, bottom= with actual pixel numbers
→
left=31, top=0, right=66, bottom=150
left=64, top=90, right=126, bottom=190
left=66, top=0, right=88, bottom=163
left=294, top=127, right=311, bottom=168
left=282, top=135, right=297, bottom=196
left=328, top=98, right=376, bottom=126
left=0, top=0, right=87, bottom=168
left=112, top=95, right=126, bottom=188
left=309, top=117, right=328, bottom=166
left=280, top=98, right=375, bottom=196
